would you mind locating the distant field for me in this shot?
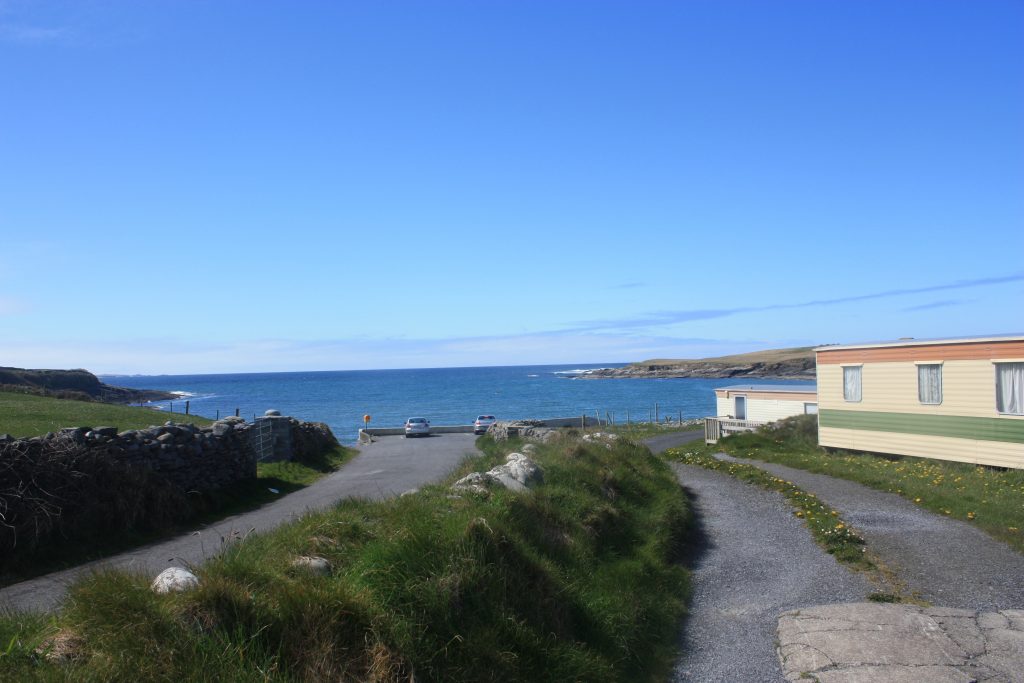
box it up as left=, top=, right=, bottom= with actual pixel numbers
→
left=634, top=346, right=816, bottom=368
left=0, top=391, right=210, bottom=437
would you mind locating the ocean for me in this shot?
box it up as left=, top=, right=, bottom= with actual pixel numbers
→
left=104, top=365, right=815, bottom=444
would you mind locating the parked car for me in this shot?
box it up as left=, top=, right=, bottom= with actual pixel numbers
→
left=404, top=417, right=431, bottom=437
left=473, top=415, right=497, bottom=435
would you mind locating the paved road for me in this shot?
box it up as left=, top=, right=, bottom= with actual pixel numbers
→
left=0, top=433, right=480, bottom=613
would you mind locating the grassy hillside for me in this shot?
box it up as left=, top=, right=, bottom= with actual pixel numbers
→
left=633, top=346, right=816, bottom=368
left=0, top=433, right=692, bottom=682
left=0, top=391, right=210, bottom=437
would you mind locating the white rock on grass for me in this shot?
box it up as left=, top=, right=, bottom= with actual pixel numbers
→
left=452, top=471, right=492, bottom=496
left=582, top=432, right=620, bottom=449
left=291, top=556, right=332, bottom=576
left=450, top=454, right=544, bottom=495
left=500, top=453, right=544, bottom=487
left=151, top=567, right=199, bottom=594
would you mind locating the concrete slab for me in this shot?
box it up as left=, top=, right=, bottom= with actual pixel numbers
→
left=777, top=603, right=1024, bottom=683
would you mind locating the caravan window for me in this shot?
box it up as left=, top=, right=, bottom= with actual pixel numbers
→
left=842, top=366, right=862, bottom=402
left=917, top=364, right=943, bottom=404
left=996, top=362, right=1024, bottom=415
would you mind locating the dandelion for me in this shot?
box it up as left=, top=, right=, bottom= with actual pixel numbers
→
left=967, top=512, right=975, bottom=520
left=914, top=498, right=922, bottom=503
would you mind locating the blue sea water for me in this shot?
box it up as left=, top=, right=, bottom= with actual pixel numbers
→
left=104, top=365, right=815, bottom=444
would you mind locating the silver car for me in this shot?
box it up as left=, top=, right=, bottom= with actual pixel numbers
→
left=473, top=415, right=496, bottom=435
left=404, top=417, right=431, bottom=437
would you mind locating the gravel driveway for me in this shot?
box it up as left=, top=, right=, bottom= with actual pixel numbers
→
left=720, top=455, right=1024, bottom=611
left=641, top=432, right=871, bottom=682
left=667, top=463, right=871, bottom=682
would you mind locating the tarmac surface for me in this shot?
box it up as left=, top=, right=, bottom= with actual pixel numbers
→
left=0, top=433, right=480, bottom=613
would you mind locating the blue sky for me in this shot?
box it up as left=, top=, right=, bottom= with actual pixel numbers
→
left=1, top=0, right=1021, bottom=374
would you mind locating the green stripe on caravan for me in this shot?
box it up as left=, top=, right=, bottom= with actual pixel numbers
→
left=819, top=410, right=1024, bottom=444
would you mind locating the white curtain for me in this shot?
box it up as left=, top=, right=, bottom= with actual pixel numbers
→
left=843, top=366, right=862, bottom=402
left=918, top=364, right=942, bottom=404
left=996, top=363, right=1024, bottom=415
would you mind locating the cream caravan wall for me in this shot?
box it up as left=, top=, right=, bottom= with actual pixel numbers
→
left=715, top=391, right=816, bottom=421
left=817, top=360, right=1006, bottom=418
left=816, top=338, right=1024, bottom=469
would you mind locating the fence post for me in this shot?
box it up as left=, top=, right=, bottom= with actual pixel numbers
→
left=235, top=408, right=240, bottom=417
left=185, top=400, right=190, bottom=415
left=655, top=402, right=659, bottom=423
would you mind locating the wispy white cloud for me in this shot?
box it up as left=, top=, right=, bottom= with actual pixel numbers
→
left=574, top=273, right=1024, bottom=333
left=902, top=299, right=966, bottom=312
left=0, top=23, right=69, bottom=44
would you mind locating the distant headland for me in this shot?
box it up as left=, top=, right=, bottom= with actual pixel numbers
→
left=0, top=366, right=176, bottom=404
left=578, top=347, right=817, bottom=380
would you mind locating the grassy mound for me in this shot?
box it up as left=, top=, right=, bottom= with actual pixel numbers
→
left=0, top=433, right=692, bottom=682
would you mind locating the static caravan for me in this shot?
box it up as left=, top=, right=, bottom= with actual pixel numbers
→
left=714, top=384, right=818, bottom=421
left=705, top=384, right=817, bottom=443
left=815, top=335, right=1024, bottom=469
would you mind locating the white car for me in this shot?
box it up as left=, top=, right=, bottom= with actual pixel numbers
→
left=404, top=417, right=431, bottom=437
left=473, top=415, right=497, bottom=435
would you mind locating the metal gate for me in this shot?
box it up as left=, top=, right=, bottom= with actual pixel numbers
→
left=251, top=418, right=274, bottom=462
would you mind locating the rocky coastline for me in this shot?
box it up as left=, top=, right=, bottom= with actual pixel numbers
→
left=0, top=367, right=176, bottom=404
left=576, top=348, right=817, bottom=381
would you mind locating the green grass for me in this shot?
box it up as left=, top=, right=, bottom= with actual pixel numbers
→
left=717, top=415, right=1024, bottom=554
left=0, top=391, right=211, bottom=437
left=603, top=422, right=703, bottom=440
left=0, top=433, right=692, bottom=682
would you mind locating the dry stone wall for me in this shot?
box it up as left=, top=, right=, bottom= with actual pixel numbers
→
left=0, top=416, right=258, bottom=494
left=0, top=415, right=337, bottom=561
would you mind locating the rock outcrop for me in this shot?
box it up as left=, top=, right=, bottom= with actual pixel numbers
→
left=0, top=366, right=175, bottom=403
left=576, top=347, right=817, bottom=380
left=487, top=420, right=558, bottom=443
left=452, top=452, right=544, bottom=495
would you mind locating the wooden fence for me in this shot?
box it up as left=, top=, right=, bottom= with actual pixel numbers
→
left=704, top=417, right=766, bottom=444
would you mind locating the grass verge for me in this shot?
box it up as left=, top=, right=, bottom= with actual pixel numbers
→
left=0, top=446, right=356, bottom=588
left=0, top=391, right=210, bottom=437
left=603, top=421, right=703, bottom=441
left=718, top=416, right=1024, bottom=554
left=0, top=433, right=691, bottom=682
